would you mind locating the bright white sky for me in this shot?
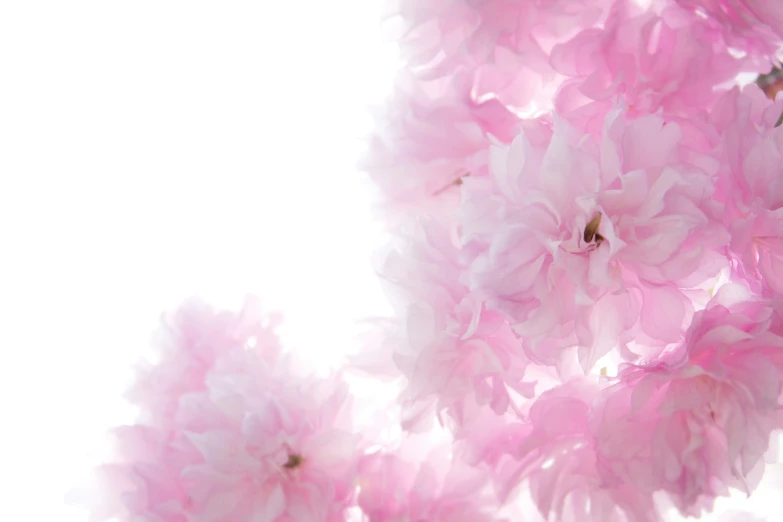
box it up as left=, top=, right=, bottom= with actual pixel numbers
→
left=0, top=2, right=779, bottom=521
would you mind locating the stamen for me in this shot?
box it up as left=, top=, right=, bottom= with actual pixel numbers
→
left=283, top=453, right=304, bottom=469
left=584, top=213, right=604, bottom=246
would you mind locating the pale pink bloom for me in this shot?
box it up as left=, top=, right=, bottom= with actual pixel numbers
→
left=551, top=0, right=767, bottom=135
left=375, top=217, right=466, bottom=317
left=673, top=0, right=783, bottom=54
left=80, top=425, right=190, bottom=522
left=356, top=436, right=502, bottom=521
left=362, top=71, right=518, bottom=220
left=459, top=108, right=729, bottom=369
left=357, top=218, right=531, bottom=432
left=180, top=373, right=361, bottom=522
left=81, top=299, right=362, bottom=522
left=458, top=381, right=660, bottom=522
left=705, top=86, right=783, bottom=296
left=591, top=286, right=783, bottom=515
left=386, top=0, right=612, bottom=112
left=127, top=296, right=282, bottom=427
left=364, top=0, right=617, bottom=216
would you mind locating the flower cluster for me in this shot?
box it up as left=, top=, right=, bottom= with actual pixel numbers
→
left=83, top=0, right=783, bottom=520
left=449, top=287, right=783, bottom=521
left=359, top=0, right=783, bottom=520
left=364, top=0, right=622, bottom=219
left=77, top=298, right=501, bottom=522
left=551, top=0, right=771, bottom=134
left=80, top=299, right=362, bottom=521
left=590, top=287, right=783, bottom=514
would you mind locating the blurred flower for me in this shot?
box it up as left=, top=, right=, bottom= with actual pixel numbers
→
left=709, top=86, right=783, bottom=295
left=357, top=433, right=502, bottom=521
left=591, top=286, right=783, bottom=515
left=79, top=298, right=363, bottom=522
left=673, top=0, right=783, bottom=54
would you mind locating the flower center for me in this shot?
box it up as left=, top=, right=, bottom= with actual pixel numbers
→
left=583, top=213, right=605, bottom=248
left=283, top=453, right=304, bottom=469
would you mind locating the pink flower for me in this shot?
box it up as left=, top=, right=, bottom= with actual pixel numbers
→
left=181, top=373, right=360, bottom=522
left=126, top=296, right=282, bottom=427
left=362, top=71, right=519, bottom=220
left=551, top=0, right=767, bottom=135
left=591, top=286, right=783, bottom=515
left=673, top=0, right=783, bottom=54
left=364, top=0, right=619, bottom=216
left=356, top=218, right=531, bottom=432
left=708, top=86, right=783, bottom=296
left=387, top=0, right=612, bottom=111
left=459, top=381, right=660, bottom=522
left=356, top=435, right=502, bottom=521
left=81, top=425, right=190, bottom=522
left=80, top=299, right=362, bottom=522
left=460, top=108, right=729, bottom=369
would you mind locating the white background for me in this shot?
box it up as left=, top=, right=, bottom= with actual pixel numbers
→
left=0, top=2, right=778, bottom=521
left=0, top=2, right=396, bottom=520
